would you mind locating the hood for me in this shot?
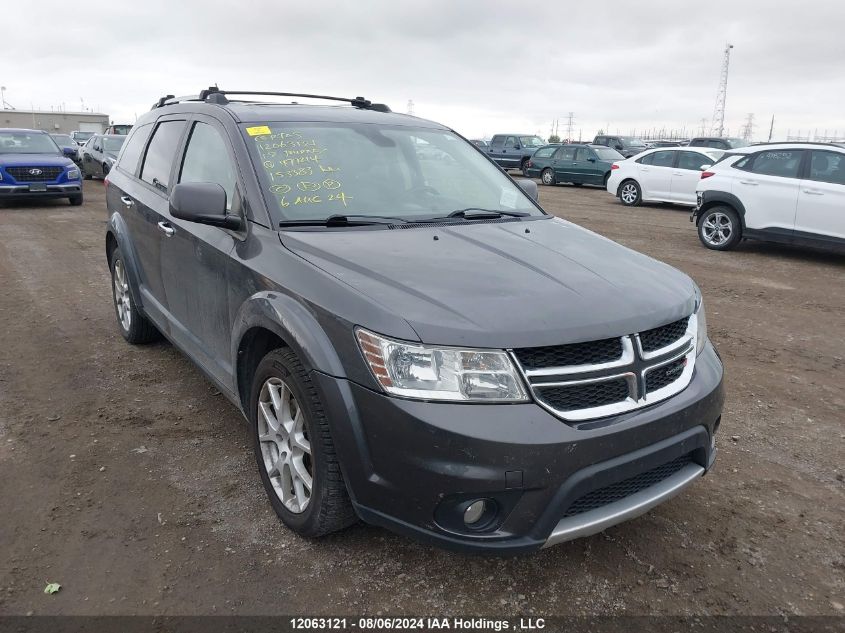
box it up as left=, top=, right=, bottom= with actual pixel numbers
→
left=282, top=218, right=697, bottom=348
left=0, top=153, right=73, bottom=168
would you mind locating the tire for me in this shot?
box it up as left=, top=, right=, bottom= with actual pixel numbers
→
left=69, top=194, right=83, bottom=206
left=697, top=205, right=742, bottom=251
left=108, top=247, right=160, bottom=344
left=540, top=168, right=555, bottom=186
left=102, top=163, right=110, bottom=177
left=520, top=158, right=530, bottom=176
left=250, top=347, right=356, bottom=538
left=83, top=168, right=92, bottom=181
left=619, top=180, right=642, bottom=206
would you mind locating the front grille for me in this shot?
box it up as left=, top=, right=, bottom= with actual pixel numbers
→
left=6, top=166, right=63, bottom=182
left=639, top=317, right=689, bottom=352
left=562, top=454, right=693, bottom=518
left=535, top=378, right=630, bottom=412
left=646, top=357, right=688, bottom=393
left=513, top=337, right=622, bottom=370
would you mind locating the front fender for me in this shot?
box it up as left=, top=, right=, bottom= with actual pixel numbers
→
left=230, top=292, right=347, bottom=380
left=695, top=190, right=747, bottom=229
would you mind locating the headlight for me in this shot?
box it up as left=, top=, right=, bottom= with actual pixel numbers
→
left=356, top=328, right=528, bottom=402
left=67, top=168, right=80, bottom=180
left=695, top=298, right=708, bottom=355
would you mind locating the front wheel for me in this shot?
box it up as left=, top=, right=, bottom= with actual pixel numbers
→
left=698, top=206, right=742, bottom=251
left=540, top=168, right=555, bottom=186
left=619, top=180, right=641, bottom=206
left=250, top=348, right=356, bottom=538
left=69, top=194, right=83, bottom=206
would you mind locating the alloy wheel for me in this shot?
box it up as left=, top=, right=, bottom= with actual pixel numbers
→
left=113, top=259, right=131, bottom=331
left=702, top=212, right=733, bottom=246
left=620, top=183, right=638, bottom=204
left=542, top=170, right=554, bottom=185
left=257, top=377, right=313, bottom=514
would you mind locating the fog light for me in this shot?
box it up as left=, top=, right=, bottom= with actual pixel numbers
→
left=464, top=500, right=487, bottom=525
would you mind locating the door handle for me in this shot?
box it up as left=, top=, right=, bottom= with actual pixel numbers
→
left=739, top=180, right=759, bottom=186
left=120, top=196, right=134, bottom=207
left=803, top=189, right=824, bottom=195
left=672, top=172, right=683, bottom=176
left=157, top=221, right=175, bottom=237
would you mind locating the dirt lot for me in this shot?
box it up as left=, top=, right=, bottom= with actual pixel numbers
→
left=0, top=180, right=843, bottom=617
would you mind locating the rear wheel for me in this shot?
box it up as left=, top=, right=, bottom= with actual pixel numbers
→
left=109, top=248, right=160, bottom=343
left=250, top=348, right=356, bottom=537
left=698, top=206, right=742, bottom=250
left=619, top=180, right=641, bottom=206
left=540, top=168, right=555, bottom=186
left=520, top=158, right=530, bottom=176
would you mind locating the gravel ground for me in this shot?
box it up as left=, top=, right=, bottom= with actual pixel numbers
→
left=0, top=179, right=843, bottom=617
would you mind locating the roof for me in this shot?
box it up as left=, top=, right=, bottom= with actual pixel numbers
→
left=730, top=142, right=845, bottom=154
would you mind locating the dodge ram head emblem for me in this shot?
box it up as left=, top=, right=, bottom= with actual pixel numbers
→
left=29, top=168, right=43, bottom=175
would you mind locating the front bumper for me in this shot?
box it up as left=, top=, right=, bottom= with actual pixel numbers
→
left=314, top=343, right=724, bottom=553
left=0, top=183, right=81, bottom=199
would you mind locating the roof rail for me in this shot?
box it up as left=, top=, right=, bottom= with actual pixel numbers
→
left=750, top=140, right=845, bottom=148
left=196, top=87, right=391, bottom=112
left=150, top=94, right=201, bottom=110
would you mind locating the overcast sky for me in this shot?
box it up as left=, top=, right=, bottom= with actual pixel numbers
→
left=3, top=0, right=844, bottom=141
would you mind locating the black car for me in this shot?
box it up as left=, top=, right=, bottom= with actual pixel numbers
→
left=688, top=137, right=749, bottom=151
left=105, top=88, right=723, bottom=553
left=80, top=134, right=126, bottom=179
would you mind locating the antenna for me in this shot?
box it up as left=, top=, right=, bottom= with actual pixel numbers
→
left=710, top=43, right=734, bottom=137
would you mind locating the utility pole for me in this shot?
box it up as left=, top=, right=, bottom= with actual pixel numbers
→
left=0, top=86, right=14, bottom=110
left=710, top=43, right=734, bottom=137
left=768, top=115, right=775, bottom=142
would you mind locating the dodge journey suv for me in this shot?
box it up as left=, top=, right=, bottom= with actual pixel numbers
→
left=105, top=88, right=723, bottom=553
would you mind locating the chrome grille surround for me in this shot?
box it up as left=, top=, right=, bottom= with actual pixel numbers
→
left=512, top=314, right=698, bottom=422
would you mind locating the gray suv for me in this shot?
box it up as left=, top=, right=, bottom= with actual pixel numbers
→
left=105, top=88, right=723, bottom=553
left=486, top=133, right=546, bottom=174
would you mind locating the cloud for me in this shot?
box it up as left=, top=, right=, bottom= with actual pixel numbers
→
left=3, top=0, right=844, bottom=140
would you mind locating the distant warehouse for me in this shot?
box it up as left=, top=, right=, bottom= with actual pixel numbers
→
left=0, top=109, right=110, bottom=134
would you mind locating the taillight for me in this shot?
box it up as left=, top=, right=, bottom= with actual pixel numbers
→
left=700, top=171, right=715, bottom=179
left=611, top=164, right=620, bottom=170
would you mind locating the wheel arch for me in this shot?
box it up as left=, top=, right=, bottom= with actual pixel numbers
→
left=617, top=177, right=640, bottom=197
left=696, top=191, right=747, bottom=230
left=231, top=294, right=347, bottom=413
left=105, top=213, right=145, bottom=309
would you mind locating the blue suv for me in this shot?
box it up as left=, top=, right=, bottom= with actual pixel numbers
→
left=0, top=128, right=83, bottom=205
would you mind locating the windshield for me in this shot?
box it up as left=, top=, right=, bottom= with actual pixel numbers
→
left=727, top=138, right=749, bottom=148
left=619, top=136, right=646, bottom=147
left=594, top=147, right=625, bottom=160
left=519, top=136, right=544, bottom=148
left=51, top=134, right=74, bottom=146
left=0, top=131, right=60, bottom=154
left=244, top=123, right=542, bottom=223
left=73, top=132, right=94, bottom=141
left=103, top=136, right=126, bottom=153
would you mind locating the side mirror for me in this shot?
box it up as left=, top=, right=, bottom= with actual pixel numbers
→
left=700, top=164, right=712, bottom=171
left=170, top=182, right=242, bottom=230
left=62, top=147, right=76, bottom=157
left=93, top=145, right=100, bottom=152
left=515, top=178, right=538, bottom=202
left=615, top=144, right=623, bottom=151
left=587, top=157, right=597, bottom=162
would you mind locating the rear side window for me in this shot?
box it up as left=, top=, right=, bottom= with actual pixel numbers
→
left=140, top=120, right=186, bottom=192
left=504, top=136, right=517, bottom=149
left=594, top=136, right=606, bottom=145
left=748, top=150, right=803, bottom=178
left=533, top=147, right=556, bottom=159
left=650, top=151, right=676, bottom=167
left=574, top=147, right=594, bottom=161
left=555, top=147, right=576, bottom=161
left=637, top=153, right=654, bottom=165
left=808, top=150, right=845, bottom=185
left=179, top=122, right=237, bottom=211
left=116, top=123, right=153, bottom=176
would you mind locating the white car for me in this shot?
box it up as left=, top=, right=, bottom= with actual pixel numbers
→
left=692, top=143, right=845, bottom=251
left=607, top=147, right=723, bottom=207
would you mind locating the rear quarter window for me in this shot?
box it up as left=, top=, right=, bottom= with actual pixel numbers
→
left=748, top=150, right=803, bottom=178
left=533, top=147, right=556, bottom=159
left=116, top=123, right=153, bottom=176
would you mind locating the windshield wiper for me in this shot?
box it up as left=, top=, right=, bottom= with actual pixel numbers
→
left=278, top=214, right=410, bottom=228
left=439, top=208, right=529, bottom=220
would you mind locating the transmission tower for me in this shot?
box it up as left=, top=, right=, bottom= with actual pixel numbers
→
left=741, top=113, right=755, bottom=142
left=406, top=100, right=415, bottom=116
left=710, top=43, right=734, bottom=137
left=565, top=112, right=575, bottom=142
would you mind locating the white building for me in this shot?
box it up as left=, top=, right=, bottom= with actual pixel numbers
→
left=0, top=109, right=110, bottom=134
